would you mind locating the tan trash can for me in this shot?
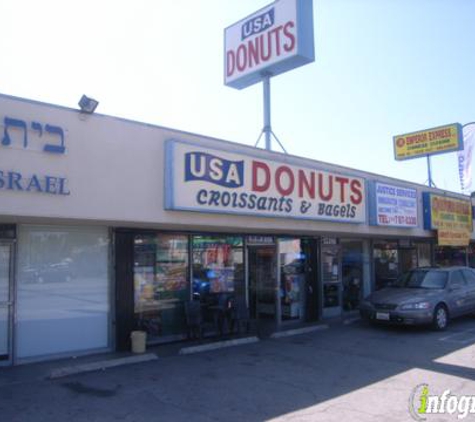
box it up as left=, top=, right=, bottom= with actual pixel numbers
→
left=130, top=330, right=147, bottom=354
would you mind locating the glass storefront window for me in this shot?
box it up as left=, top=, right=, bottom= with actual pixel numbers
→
left=134, top=234, right=188, bottom=341
left=434, top=246, right=467, bottom=267
left=341, top=241, right=363, bottom=311
left=191, top=236, right=244, bottom=306
left=279, top=238, right=306, bottom=321
left=191, top=235, right=244, bottom=335
left=17, top=225, right=110, bottom=359
left=469, top=244, right=475, bottom=268
left=0, top=245, right=10, bottom=358
left=415, top=243, right=432, bottom=267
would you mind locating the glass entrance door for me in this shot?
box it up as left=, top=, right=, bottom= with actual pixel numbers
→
left=0, top=242, right=13, bottom=364
left=248, top=246, right=277, bottom=327
left=279, top=238, right=307, bottom=322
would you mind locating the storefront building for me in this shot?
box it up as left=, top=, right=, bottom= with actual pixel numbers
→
left=1, top=94, right=474, bottom=365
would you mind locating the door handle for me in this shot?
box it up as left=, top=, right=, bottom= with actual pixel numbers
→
left=0, top=302, right=13, bottom=306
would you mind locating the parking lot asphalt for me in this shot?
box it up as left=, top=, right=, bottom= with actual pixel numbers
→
left=1, top=315, right=475, bottom=421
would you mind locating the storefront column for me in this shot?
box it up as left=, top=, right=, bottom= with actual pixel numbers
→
left=275, top=244, right=282, bottom=327
left=362, top=240, right=372, bottom=297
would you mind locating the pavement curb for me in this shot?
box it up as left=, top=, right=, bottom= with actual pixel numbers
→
left=49, top=353, right=158, bottom=379
left=179, top=336, right=259, bottom=355
left=270, top=324, right=329, bottom=339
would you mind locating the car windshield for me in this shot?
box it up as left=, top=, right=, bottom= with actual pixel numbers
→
left=395, top=269, right=447, bottom=289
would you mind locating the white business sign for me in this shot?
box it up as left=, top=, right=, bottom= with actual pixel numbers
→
left=224, top=0, right=315, bottom=89
left=165, top=140, right=366, bottom=223
left=370, top=182, right=418, bottom=227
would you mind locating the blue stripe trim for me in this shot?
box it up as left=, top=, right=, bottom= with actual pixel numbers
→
left=368, top=181, right=377, bottom=225
left=423, top=192, right=433, bottom=230
left=164, top=140, right=175, bottom=209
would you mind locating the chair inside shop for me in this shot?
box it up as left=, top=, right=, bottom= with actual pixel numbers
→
left=184, top=300, right=204, bottom=340
left=231, top=297, right=251, bottom=334
left=211, top=293, right=234, bottom=336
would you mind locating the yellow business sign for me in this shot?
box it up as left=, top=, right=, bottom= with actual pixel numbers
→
left=438, top=229, right=471, bottom=247
left=423, top=193, right=473, bottom=246
left=393, top=123, right=463, bottom=161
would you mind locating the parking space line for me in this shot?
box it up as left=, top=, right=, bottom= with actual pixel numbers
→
left=439, top=329, right=475, bottom=343
left=439, top=333, right=458, bottom=341
left=270, top=325, right=329, bottom=339
left=452, top=328, right=475, bottom=334
left=445, top=335, right=475, bottom=344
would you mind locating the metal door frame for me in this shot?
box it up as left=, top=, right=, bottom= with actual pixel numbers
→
left=246, top=244, right=278, bottom=325
left=0, top=240, right=15, bottom=366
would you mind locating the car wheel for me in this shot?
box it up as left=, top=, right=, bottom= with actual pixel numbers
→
left=432, top=305, right=449, bottom=331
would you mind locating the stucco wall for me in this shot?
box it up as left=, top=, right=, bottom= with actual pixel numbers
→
left=0, top=93, right=471, bottom=240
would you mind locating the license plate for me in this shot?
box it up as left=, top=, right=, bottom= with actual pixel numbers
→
left=376, top=312, right=390, bottom=321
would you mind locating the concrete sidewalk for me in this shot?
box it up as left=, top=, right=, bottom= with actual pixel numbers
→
left=1, top=321, right=331, bottom=384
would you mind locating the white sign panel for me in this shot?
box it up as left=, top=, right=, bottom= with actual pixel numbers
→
left=165, top=140, right=366, bottom=223
left=224, top=0, right=315, bottom=89
left=370, top=182, right=418, bottom=227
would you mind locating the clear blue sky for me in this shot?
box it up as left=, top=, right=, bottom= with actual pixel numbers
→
left=1, top=0, right=473, bottom=193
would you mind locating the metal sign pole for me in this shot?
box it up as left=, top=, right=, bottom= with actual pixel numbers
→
left=427, top=155, right=433, bottom=187
left=263, top=73, right=272, bottom=151
left=254, top=72, right=287, bottom=153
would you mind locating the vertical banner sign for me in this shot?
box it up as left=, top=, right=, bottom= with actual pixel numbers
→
left=165, top=140, right=366, bottom=223
left=458, top=123, right=475, bottom=193
left=224, top=0, right=315, bottom=89
left=423, top=193, right=473, bottom=246
left=369, top=182, right=418, bottom=227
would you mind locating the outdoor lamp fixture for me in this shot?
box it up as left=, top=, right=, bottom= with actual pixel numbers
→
left=78, top=95, right=99, bottom=114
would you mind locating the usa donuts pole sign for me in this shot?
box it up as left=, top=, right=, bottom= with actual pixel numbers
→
left=393, top=123, right=463, bottom=161
left=224, top=0, right=315, bottom=89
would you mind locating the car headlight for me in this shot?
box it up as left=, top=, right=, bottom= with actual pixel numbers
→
left=400, top=302, right=431, bottom=310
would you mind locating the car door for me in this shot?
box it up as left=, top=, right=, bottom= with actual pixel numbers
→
left=446, top=270, right=469, bottom=317
left=461, top=269, right=475, bottom=314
